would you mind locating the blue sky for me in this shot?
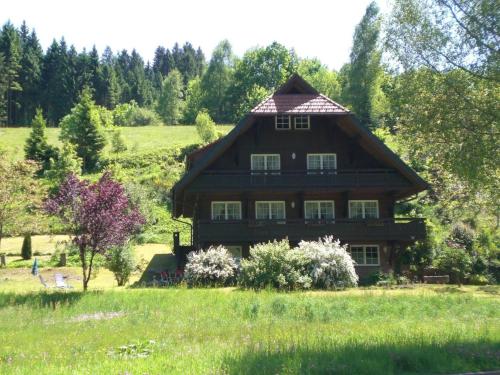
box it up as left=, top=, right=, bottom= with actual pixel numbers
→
left=2, top=0, right=389, bottom=70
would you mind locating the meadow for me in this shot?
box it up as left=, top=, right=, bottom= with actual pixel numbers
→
left=0, top=285, right=498, bottom=374
left=0, top=125, right=234, bottom=160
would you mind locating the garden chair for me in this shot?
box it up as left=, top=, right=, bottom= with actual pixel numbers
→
left=159, top=271, right=170, bottom=286
left=38, top=274, right=50, bottom=288
left=55, top=273, right=73, bottom=289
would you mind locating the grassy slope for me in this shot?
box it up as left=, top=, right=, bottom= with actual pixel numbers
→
left=0, top=125, right=233, bottom=160
left=0, top=286, right=498, bottom=374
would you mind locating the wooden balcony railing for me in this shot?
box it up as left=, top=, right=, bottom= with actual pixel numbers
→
left=187, top=169, right=411, bottom=191
left=196, top=217, right=426, bottom=243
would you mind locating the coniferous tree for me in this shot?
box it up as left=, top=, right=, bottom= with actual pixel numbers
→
left=60, top=87, right=107, bottom=172
left=18, top=26, right=43, bottom=124
left=24, top=108, right=56, bottom=171
left=0, top=22, right=22, bottom=124
left=0, top=53, right=8, bottom=123
left=21, top=233, right=32, bottom=260
left=342, top=2, right=383, bottom=128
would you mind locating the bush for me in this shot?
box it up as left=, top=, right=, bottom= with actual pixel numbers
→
left=184, top=246, right=238, bottom=286
left=113, top=102, right=161, bottom=126
left=21, top=234, right=32, bottom=260
left=195, top=109, right=217, bottom=144
left=110, top=129, right=127, bottom=153
left=297, top=236, right=358, bottom=289
left=468, top=274, right=491, bottom=285
left=240, top=237, right=358, bottom=291
left=106, top=244, right=135, bottom=286
left=448, top=222, right=475, bottom=251
left=239, top=240, right=310, bottom=290
left=435, top=246, right=473, bottom=285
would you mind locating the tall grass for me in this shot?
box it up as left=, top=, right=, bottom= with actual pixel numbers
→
left=0, top=287, right=498, bottom=374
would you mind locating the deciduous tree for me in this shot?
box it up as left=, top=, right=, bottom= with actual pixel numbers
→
left=45, top=172, right=144, bottom=290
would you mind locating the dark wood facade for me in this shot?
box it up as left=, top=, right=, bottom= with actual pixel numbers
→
left=171, top=75, right=428, bottom=276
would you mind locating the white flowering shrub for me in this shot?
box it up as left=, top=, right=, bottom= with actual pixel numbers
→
left=184, top=246, right=238, bottom=286
left=239, top=240, right=312, bottom=290
left=298, top=236, right=358, bottom=288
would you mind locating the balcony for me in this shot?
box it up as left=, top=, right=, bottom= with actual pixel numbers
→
left=197, top=218, right=426, bottom=243
left=187, top=169, right=411, bottom=192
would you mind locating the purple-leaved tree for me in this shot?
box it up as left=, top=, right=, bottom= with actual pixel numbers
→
left=45, top=172, right=144, bottom=291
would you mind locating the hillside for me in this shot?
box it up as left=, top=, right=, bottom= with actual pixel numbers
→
left=0, top=125, right=233, bottom=161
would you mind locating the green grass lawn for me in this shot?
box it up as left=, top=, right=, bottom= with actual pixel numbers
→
left=0, top=286, right=498, bottom=374
left=0, top=125, right=233, bottom=160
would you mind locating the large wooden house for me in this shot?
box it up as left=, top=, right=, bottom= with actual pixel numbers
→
left=171, top=75, right=428, bottom=277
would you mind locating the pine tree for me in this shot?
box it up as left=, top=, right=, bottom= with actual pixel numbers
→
left=18, top=26, right=43, bottom=124
left=0, top=22, right=22, bottom=124
left=156, top=69, right=183, bottom=124
left=45, top=141, right=82, bottom=183
left=24, top=108, right=56, bottom=171
left=21, top=233, right=32, bottom=260
left=0, top=53, right=8, bottom=123
left=342, top=2, right=383, bottom=128
left=59, top=87, right=107, bottom=172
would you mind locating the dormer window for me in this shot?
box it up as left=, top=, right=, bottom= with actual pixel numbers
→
left=294, top=115, right=310, bottom=130
left=275, top=115, right=291, bottom=130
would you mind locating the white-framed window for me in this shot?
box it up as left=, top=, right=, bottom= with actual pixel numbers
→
left=211, top=201, right=242, bottom=220
left=251, top=154, right=280, bottom=172
left=349, top=245, right=380, bottom=266
left=307, top=153, right=337, bottom=172
left=348, top=200, right=379, bottom=219
left=304, top=200, right=335, bottom=220
left=255, top=201, right=286, bottom=220
left=275, top=115, right=291, bottom=130
left=226, top=246, right=242, bottom=258
left=294, top=115, right=310, bottom=130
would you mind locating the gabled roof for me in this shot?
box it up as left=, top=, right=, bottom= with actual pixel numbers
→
left=252, top=74, right=349, bottom=115
left=251, top=94, right=348, bottom=114
left=172, top=74, right=428, bottom=216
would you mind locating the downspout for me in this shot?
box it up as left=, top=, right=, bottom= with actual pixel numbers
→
left=171, top=190, right=193, bottom=246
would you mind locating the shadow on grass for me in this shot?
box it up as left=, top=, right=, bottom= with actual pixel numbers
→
left=0, top=291, right=97, bottom=309
left=478, top=286, right=499, bottom=296
left=432, top=286, right=467, bottom=294
left=130, top=253, right=178, bottom=287
left=222, top=340, right=500, bottom=375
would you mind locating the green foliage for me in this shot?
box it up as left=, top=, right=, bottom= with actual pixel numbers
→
left=200, top=40, right=234, bottom=122
left=44, top=142, right=82, bottom=184
left=59, top=87, right=107, bottom=172
left=195, top=109, right=217, bottom=144
left=235, top=84, right=268, bottom=120
left=184, top=246, right=238, bottom=287
left=21, top=233, right=32, bottom=260
left=0, top=156, right=44, bottom=249
left=113, top=101, right=161, bottom=126
left=448, top=223, right=475, bottom=252
left=239, top=240, right=312, bottom=291
left=435, top=246, right=473, bottom=285
left=106, top=243, right=135, bottom=286
left=403, top=240, right=435, bottom=282
left=341, top=2, right=384, bottom=128
left=24, top=108, right=57, bottom=171
left=110, top=129, right=127, bottom=153
left=297, top=58, right=341, bottom=101
left=156, top=69, right=183, bottom=124
left=182, top=77, right=204, bottom=124
left=228, top=42, right=297, bottom=121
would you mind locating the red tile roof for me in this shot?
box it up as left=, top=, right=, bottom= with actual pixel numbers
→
left=251, top=94, right=349, bottom=114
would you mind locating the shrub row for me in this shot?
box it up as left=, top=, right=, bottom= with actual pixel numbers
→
left=184, top=237, right=358, bottom=290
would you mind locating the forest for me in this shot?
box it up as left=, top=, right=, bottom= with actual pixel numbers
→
left=0, top=0, right=498, bottom=283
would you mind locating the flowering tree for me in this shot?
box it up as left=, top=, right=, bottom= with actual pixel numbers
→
left=45, top=172, right=144, bottom=290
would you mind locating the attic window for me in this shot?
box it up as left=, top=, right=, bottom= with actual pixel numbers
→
left=294, top=115, right=310, bottom=130
left=275, top=115, right=291, bottom=130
